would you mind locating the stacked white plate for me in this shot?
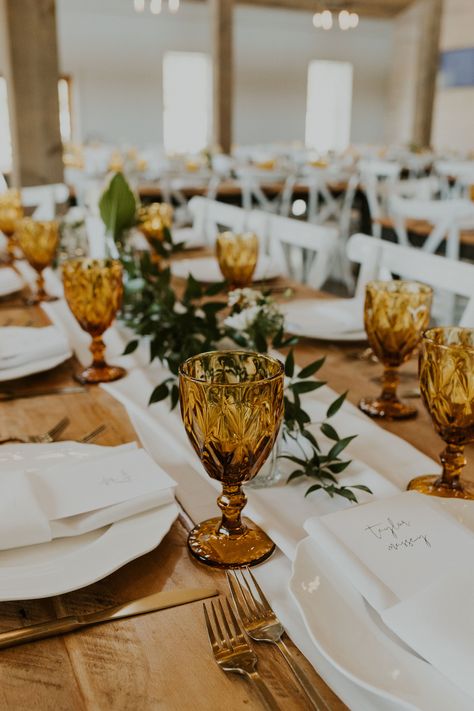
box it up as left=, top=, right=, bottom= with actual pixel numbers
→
left=171, top=255, right=281, bottom=283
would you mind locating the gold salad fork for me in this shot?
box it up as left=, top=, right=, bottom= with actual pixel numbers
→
left=227, top=568, right=331, bottom=711
left=79, top=423, right=107, bottom=444
left=0, top=416, right=70, bottom=444
left=203, top=598, right=280, bottom=711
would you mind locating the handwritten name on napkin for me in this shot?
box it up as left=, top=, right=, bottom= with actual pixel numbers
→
left=319, top=492, right=474, bottom=603
left=30, top=448, right=176, bottom=520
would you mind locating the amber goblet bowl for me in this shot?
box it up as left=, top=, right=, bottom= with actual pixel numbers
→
left=407, top=327, right=474, bottom=499
left=137, top=202, right=173, bottom=264
left=215, top=231, right=259, bottom=288
left=62, top=258, right=126, bottom=384
left=179, top=350, right=284, bottom=568
left=359, top=280, right=432, bottom=419
left=16, top=218, right=59, bottom=303
left=0, top=189, right=24, bottom=264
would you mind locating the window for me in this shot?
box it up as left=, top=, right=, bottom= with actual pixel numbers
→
left=0, top=76, right=73, bottom=175
left=58, top=76, right=73, bottom=144
left=305, top=61, right=353, bottom=153
left=163, top=51, right=212, bottom=154
left=0, top=78, right=13, bottom=175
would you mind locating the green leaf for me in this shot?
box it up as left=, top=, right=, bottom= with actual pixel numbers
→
left=320, top=422, right=339, bottom=441
left=290, top=380, right=325, bottom=395
left=148, top=382, right=170, bottom=404
left=285, top=349, right=295, bottom=377
left=297, top=357, right=326, bottom=379
left=99, top=172, right=136, bottom=241
left=327, top=435, right=357, bottom=460
left=326, top=391, right=348, bottom=419
left=304, top=484, right=322, bottom=498
left=300, top=429, right=319, bottom=449
left=351, top=484, right=373, bottom=494
left=205, top=281, right=227, bottom=297
left=254, top=330, right=268, bottom=354
left=334, top=487, right=358, bottom=503
left=170, top=384, right=180, bottom=410
left=122, top=339, right=139, bottom=356
left=287, top=470, right=305, bottom=483
left=327, top=459, right=352, bottom=474
left=184, top=274, right=202, bottom=301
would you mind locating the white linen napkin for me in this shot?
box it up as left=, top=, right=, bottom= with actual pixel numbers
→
left=0, top=325, right=72, bottom=370
left=0, top=267, right=24, bottom=297
left=282, top=297, right=365, bottom=337
left=0, top=447, right=176, bottom=550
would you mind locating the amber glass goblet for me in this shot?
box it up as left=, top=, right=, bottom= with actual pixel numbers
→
left=359, top=280, right=432, bottom=419
left=179, top=350, right=284, bottom=568
left=16, top=218, right=59, bottom=303
left=216, top=231, right=259, bottom=288
left=137, top=202, right=173, bottom=265
left=407, top=327, right=474, bottom=499
left=0, top=189, right=24, bottom=264
left=62, top=258, right=126, bottom=384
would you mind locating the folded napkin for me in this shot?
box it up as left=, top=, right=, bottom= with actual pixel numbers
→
left=0, top=325, right=72, bottom=370
left=0, top=447, right=176, bottom=550
left=171, top=255, right=279, bottom=283
left=283, top=298, right=365, bottom=338
left=304, top=492, right=474, bottom=698
left=0, top=267, right=23, bottom=297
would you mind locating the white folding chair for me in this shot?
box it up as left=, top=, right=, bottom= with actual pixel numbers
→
left=265, top=213, right=338, bottom=289
left=347, top=232, right=474, bottom=325
left=358, top=160, right=401, bottom=239
left=187, top=197, right=249, bottom=246
left=21, top=183, right=70, bottom=220
left=435, top=160, right=474, bottom=199
left=389, top=196, right=474, bottom=262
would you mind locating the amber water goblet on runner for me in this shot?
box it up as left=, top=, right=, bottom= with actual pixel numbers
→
left=179, top=350, right=284, bottom=568
left=216, top=232, right=259, bottom=288
left=0, top=189, right=23, bottom=264
left=62, top=258, right=126, bottom=384
left=359, top=280, right=432, bottom=419
left=16, top=218, right=59, bottom=303
left=407, top=327, right=474, bottom=499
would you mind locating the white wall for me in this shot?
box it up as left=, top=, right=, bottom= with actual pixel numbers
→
left=432, top=0, right=474, bottom=153
left=1, top=0, right=395, bottom=150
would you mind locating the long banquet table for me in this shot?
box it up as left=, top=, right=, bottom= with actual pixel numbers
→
left=0, top=274, right=472, bottom=711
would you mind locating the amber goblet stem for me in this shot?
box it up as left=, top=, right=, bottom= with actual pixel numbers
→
left=438, top=443, right=466, bottom=490
left=90, top=335, right=107, bottom=369
left=217, top=483, right=247, bottom=537
left=380, top=366, right=400, bottom=403
left=35, top=270, right=47, bottom=302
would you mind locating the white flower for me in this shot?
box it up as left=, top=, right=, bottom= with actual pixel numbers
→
left=224, top=305, right=261, bottom=331
left=227, top=288, right=263, bottom=308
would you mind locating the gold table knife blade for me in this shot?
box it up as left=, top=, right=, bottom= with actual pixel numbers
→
left=0, top=587, right=219, bottom=650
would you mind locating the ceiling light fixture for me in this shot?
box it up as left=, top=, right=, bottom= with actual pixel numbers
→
left=312, top=8, right=359, bottom=31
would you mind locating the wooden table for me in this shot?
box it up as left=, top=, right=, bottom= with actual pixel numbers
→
left=0, top=280, right=472, bottom=711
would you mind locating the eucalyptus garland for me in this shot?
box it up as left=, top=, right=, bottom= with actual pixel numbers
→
left=120, top=253, right=371, bottom=504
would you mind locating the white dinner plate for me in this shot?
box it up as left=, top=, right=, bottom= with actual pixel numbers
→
left=0, top=442, right=179, bottom=600
left=289, top=499, right=474, bottom=711
left=282, top=298, right=367, bottom=342
left=0, top=351, right=72, bottom=382
left=171, top=255, right=281, bottom=283
left=0, top=267, right=24, bottom=297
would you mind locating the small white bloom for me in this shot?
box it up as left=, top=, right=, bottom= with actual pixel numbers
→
left=224, top=305, right=261, bottom=331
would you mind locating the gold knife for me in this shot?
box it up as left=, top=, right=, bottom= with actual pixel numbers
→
left=0, top=385, right=86, bottom=402
left=0, top=587, right=219, bottom=650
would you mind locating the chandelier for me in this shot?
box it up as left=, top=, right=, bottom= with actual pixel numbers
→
left=313, top=9, right=359, bottom=30
left=133, top=0, right=180, bottom=14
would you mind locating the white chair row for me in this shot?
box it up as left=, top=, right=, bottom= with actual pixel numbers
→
left=1, top=181, right=69, bottom=220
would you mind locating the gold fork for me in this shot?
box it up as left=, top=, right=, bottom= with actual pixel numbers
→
left=79, top=424, right=107, bottom=444
left=227, top=568, right=331, bottom=711
left=203, top=598, right=280, bottom=711
left=0, top=416, right=70, bottom=444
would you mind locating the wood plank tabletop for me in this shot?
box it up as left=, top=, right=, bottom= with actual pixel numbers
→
left=0, top=268, right=472, bottom=711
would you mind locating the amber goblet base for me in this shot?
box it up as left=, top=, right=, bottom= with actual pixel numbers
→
left=359, top=395, right=417, bottom=420
left=187, top=516, right=275, bottom=569
left=407, top=475, right=474, bottom=500
left=76, top=363, right=126, bottom=385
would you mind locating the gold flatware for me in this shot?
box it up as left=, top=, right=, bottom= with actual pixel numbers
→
left=79, top=423, right=107, bottom=444
left=0, top=416, right=70, bottom=444
left=0, top=386, right=86, bottom=402
left=227, top=568, right=330, bottom=711
left=0, top=587, right=219, bottom=650
left=204, top=597, right=280, bottom=711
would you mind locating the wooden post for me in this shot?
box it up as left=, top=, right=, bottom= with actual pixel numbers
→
left=413, top=0, right=443, bottom=146
left=211, top=0, right=234, bottom=155
left=2, top=0, right=63, bottom=186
